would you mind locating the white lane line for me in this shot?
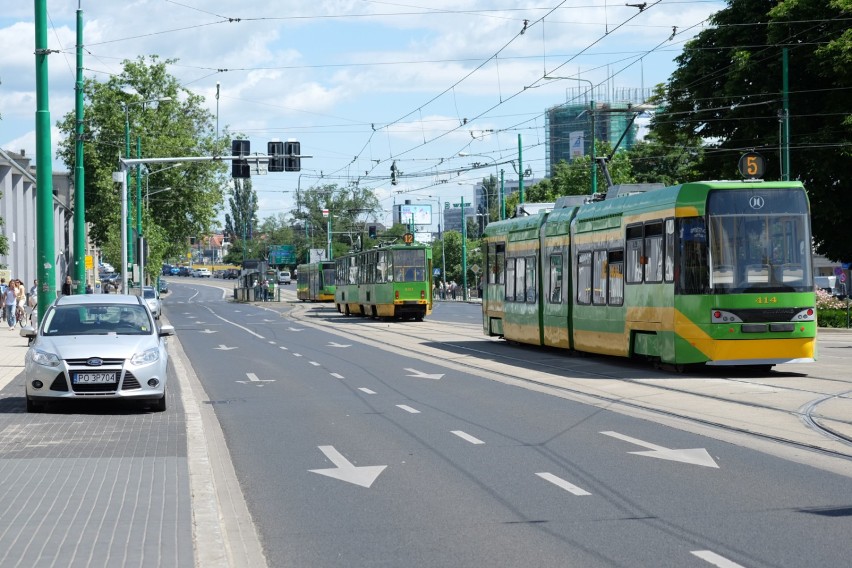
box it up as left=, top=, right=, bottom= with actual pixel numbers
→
left=279, top=346, right=288, bottom=351
left=396, top=405, right=420, bottom=414
left=358, top=388, right=376, bottom=395
left=691, top=550, right=746, bottom=568
left=535, top=472, right=591, bottom=496
left=292, top=353, right=302, bottom=357
left=330, top=373, right=344, bottom=379
left=309, top=361, right=320, bottom=366
left=268, top=341, right=276, bottom=345
left=451, top=430, right=484, bottom=445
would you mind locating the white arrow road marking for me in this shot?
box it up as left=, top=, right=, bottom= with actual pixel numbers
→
left=330, top=373, right=344, bottom=379
left=396, top=405, right=420, bottom=414
left=358, top=388, right=376, bottom=394
left=328, top=342, right=351, bottom=348
left=199, top=329, right=218, bottom=334
left=214, top=345, right=238, bottom=351
left=451, top=430, right=484, bottom=445
left=601, top=431, right=719, bottom=468
left=309, top=446, right=387, bottom=488
left=691, top=550, right=746, bottom=568
left=535, top=472, right=591, bottom=496
left=404, top=368, right=444, bottom=380
left=236, top=372, right=275, bottom=385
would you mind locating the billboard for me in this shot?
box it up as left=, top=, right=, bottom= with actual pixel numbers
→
left=570, top=130, right=585, bottom=158
left=399, top=204, right=432, bottom=226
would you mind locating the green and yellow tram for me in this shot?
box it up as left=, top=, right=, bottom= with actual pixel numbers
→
left=296, top=261, right=336, bottom=301
left=335, top=242, right=433, bottom=320
left=482, top=180, right=817, bottom=369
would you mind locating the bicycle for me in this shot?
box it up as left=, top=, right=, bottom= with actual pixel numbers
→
left=17, top=304, right=34, bottom=328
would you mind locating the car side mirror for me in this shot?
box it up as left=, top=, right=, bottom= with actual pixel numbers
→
left=19, top=326, right=36, bottom=339
left=158, top=324, right=175, bottom=337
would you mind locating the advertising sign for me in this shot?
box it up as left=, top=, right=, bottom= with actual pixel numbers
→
left=570, top=130, right=585, bottom=158
left=400, top=204, right=432, bottom=225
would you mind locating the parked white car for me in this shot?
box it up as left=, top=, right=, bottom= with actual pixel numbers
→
left=193, top=268, right=212, bottom=278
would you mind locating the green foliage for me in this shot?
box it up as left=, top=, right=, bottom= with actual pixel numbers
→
left=816, top=309, right=851, bottom=328
left=653, top=0, right=852, bottom=262
left=55, top=56, right=229, bottom=275
left=431, top=230, right=481, bottom=286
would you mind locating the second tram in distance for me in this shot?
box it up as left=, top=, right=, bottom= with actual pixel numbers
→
left=482, top=180, right=817, bottom=370
left=335, top=242, right=433, bottom=320
left=296, top=261, right=336, bottom=301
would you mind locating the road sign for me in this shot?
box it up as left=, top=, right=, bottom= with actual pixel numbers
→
left=433, top=268, right=441, bottom=276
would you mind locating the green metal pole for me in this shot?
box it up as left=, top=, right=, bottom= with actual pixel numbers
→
left=73, top=3, right=86, bottom=294
left=590, top=100, right=597, bottom=194
left=781, top=48, right=791, bottom=181
left=461, top=197, right=468, bottom=301
left=499, top=169, right=505, bottom=220
left=517, top=134, right=524, bottom=204
left=327, top=211, right=333, bottom=261
left=136, top=136, right=142, bottom=286
left=35, top=0, right=56, bottom=317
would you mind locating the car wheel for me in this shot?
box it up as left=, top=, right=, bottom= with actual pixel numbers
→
left=153, top=392, right=167, bottom=412
left=26, top=396, right=43, bottom=413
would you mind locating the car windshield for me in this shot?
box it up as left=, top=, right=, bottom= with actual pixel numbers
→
left=43, top=304, right=153, bottom=336
left=143, top=289, right=157, bottom=299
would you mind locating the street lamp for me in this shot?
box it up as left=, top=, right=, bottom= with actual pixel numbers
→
left=122, top=95, right=171, bottom=291
left=458, top=152, right=501, bottom=223
left=544, top=76, right=597, bottom=195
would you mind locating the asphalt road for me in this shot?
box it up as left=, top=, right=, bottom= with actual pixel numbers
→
left=165, top=280, right=852, bottom=568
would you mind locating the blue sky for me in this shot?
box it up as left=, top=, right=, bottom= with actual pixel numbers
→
left=1, top=1, right=725, bottom=228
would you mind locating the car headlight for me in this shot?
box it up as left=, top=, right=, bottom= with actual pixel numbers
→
left=131, top=347, right=161, bottom=366
left=31, top=349, right=61, bottom=368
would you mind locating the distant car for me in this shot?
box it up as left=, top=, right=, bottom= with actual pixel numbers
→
left=224, top=268, right=240, bottom=279
left=158, top=279, right=169, bottom=294
left=142, top=286, right=161, bottom=319
left=20, top=294, right=175, bottom=413
left=177, top=266, right=191, bottom=277
left=170, top=267, right=180, bottom=276
left=278, top=270, right=291, bottom=285
left=194, top=268, right=211, bottom=278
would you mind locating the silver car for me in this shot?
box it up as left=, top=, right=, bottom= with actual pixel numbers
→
left=142, top=285, right=161, bottom=319
left=21, top=294, right=175, bottom=413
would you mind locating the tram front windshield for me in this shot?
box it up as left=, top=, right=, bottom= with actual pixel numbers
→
left=391, top=249, right=426, bottom=282
left=677, top=188, right=813, bottom=295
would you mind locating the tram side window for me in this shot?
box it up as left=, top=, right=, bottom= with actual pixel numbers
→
left=678, top=217, right=709, bottom=294
left=549, top=254, right=563, bottom=304
left=515, top=257, right=526, bottom=302
left=664, top=218, right=675, bottom=282
left=525, top=256, right=536, bottom=303
left=366, top=251, right=376, bottom=284
left=577, top=252, right=592, bottom=304
left=505, top=258, right=516, bottom=301
left=626, top=225, right=643, bottom=284
left=592, top=250, right=607, bottom=305
left=488, top=243, right=505, bottom=285
left=377, top=251, right=388, bottom=284
left=608, top=250, right=624, bottom=305
left=645, top=222, right=663, bottom=283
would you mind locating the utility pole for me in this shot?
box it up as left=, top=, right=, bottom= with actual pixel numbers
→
left=35, top=0, right=57, bottom=316
left=781, top=48, right=791, bottom=181
left=73, top=1, right=86, bottom=294
left=517, top=134, right=524, bottom=204
left=461, top=197, right=468, bottom=301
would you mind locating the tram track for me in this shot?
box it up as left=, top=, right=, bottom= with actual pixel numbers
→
left=286, top=302, right=852, bottom=462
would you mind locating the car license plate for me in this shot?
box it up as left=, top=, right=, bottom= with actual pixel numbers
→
left=72, top=372, right=117, bottom=384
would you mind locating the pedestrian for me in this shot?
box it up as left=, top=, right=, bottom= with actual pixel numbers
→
left=0, top=278, right=7, bottom=320
left=28, top=280, right=38, bottom=306
left=5, top=280, right=18, bottom=329
left=85, top=282, right=93, bottom=294
left=61, top=275, right=72, bottom=296
left=450, top=281, right=457, bottom=300
left=14, top=279, right=25, bottom=316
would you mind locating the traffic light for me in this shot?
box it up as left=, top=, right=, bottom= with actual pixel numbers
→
left=231, top=139, right=250, bottom=179
left=390, top=160, right=398, bottom=185
left=268, top=141, right=284, bottom=172
left=368, top=225, right=377, bottom=239
left=284, top=140, right=301, bottom=172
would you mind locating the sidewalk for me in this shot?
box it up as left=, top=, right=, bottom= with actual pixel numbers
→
left=0, top=320, right=265, bottom=568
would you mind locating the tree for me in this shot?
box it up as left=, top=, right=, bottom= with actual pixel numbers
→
left=504, top=140, right=635, bottom=215
left=223, top=178, right=257, bottom=263
left=294, top=183, right=382, bottom=259
left=56, top=56, right=229, bottom=273
left=653, top=0, right=852, bottom=261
